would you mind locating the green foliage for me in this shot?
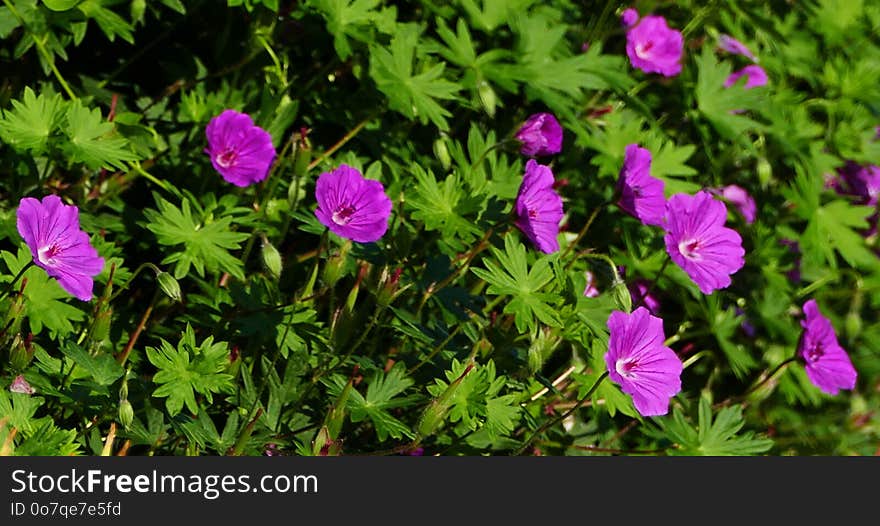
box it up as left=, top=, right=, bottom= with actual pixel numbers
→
left=143, top=192, right=251, bottom=281
left=146, top=324, right=235, bottom=417
left=472, top=235, right=562, bottom=334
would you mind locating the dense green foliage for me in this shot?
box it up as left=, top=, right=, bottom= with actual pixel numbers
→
left=0, top=0, right=878, bottom=456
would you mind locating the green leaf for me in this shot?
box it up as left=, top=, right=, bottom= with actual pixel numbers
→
left=695, top=46, right=766, bottom=143
left=146, top=324, right=234, bottom=416
left=0, top=247, right=87, bottom=337
left=343, top=362, right=419, bottom=441
left=42, top=0, right=81, bottom=11
left=310, top=0, right=397, bottom=59
left=407, top=165, right=483, bottom=253
left=802, top=199, right=878, bottom=271
left=649, top=395, right=774, bottom=455
left=60, top=341, right=124, bottom=387
left=369, top=23, right=461, bottom=130
left=143, top=193, right=250, bottom=281
left=61, top=99, right=139, bottom=170
left=471, top=235, right=562, bottom=333
left=0, top=87, right=64, bottom=155
left=77, top=0, right=135, bottom=43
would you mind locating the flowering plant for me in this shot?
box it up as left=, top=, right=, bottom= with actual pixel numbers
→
left=0, top=1, right=876, bottom=457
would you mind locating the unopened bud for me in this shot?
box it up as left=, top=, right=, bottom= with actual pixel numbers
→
left=433, top=136, right=452, bottom=171
left=417, top=363, right=474, bottom=439
left=261, top=238, right=283, bottom=280
left=478, top=80, right=497, bottom=118
left=610, top=279, right=632, bottom=313
left=156, top=271, right=182, bottom=302
left=845, top=311, right=862, bottom=341
left=322, top=241, right=351, bottom=288
left=9, top=333, right=34, bottom=371
left=757, top=157, right=772, bottom=188
left=118, top=399, right=134, bottom=429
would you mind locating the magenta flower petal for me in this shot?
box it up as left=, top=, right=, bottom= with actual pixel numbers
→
left=620, top=7, right=639, bottom=28
left=617, top=144, right=666, bottom=227
left=625, top=15, right=684, bottom=77
left=515, top=160, right=564, bottom=254
left=720, top=184, right=756, bottom=224
left=663, top=191, right=745, bottom=295
left=9, top=375, right=34, bottom=395
left=314, top=164, right=392, bottom=243
left=605, top=307, right=682, bottom=416
left=629, top=279, right=661, bottom=315
left=583, top=270, right=600, bottom=298
left=724, top=65, right=768, bottom=89
left=798, top=300, right=857, bottom=395
left=718, top=34, right=757, bottom=62
left=16, top=195, right=105, bottom=301
left=205, top=109, right=277, bottom=187
left=515, top=113, right=563, bottom=157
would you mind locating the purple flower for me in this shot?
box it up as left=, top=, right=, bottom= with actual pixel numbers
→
left=515, top=160, right=564, bottom=254
left=664, top=191, right=746, bottom=295
left=735, top=307, right=756, bottom=338
left=205, top=109, right=277, bottom=187
left=605, top=307, right=682, bottom=416
left=9, top=375, right=34, bottom=395
left=314, top=164, right=393, bottom=243
left=625, top=15, right=684, bottom=77
left=724, top=65, right=768, bottom=89
left=620, top=7, right=639, bottom=28
left=617, top=143, right=666, bottom=227
left=515, top=113, right=563, bottom=157
left=719, top=184, right=756, bottom=224
left=583, top=270, right=600, bottom=298
left=16, top=195, right=105, bottom=301
left=718, top=34, right=757, bottom=62
left=833, top=161, right=880, bottom=207
left=629, top=279, right=661, bottom=315
left=798, top=299, right=857, bottom=395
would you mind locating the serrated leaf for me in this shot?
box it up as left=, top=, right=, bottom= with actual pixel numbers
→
left=369, top=23, right=461, bottom=130
left=143, top=194, right=250, bottom=281
left=62, top=100, right=139, bottom=170
left=344, top=362, right=419, bottom=440
left=0, top=87, right=64, bottom=155
left=695, top=46, right=766, bottom=143
left=146, top=324, right=234, bottom=416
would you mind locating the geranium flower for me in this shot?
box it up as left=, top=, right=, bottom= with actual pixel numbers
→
left=718, top=184, right=756, bottom=224
left=314, top=164, right=393, bottom=243
left=605, top=307, right=682, bottom=416
left=718, top=34, right=757, bottom=62
left=515, top=112, right=563, bottom=157
left=205, top=109, right=277, bottom=187
left=724, top=65, right=768, bottom=89
left=663, top=191, right=745, bottom=294
left=833, top=161, right=880, bottom=207
left=798, top=299, right=857, bottom=395
left=9, top=375, right=34, bottom=395
left=514, top=160, right=564, bottom=254
left=16, top=195, right=105, bottom=301
left=625, top=14, right=684, bottom=77
left=617, top=143, right=666, bottom=227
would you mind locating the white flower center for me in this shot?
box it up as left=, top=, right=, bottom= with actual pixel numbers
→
left=332, top=205, right=357, bottom=226
left=678, top=238, right=702, bottom=261
left=635, top=41, right=654, bottom=59
left=615, top=358, right=639, bottom=379
left=37, top=244, right=61, bottom=266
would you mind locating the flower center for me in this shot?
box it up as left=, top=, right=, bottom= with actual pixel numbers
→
left=216, top=149, right=238, bottom=168
left=805, top=343, right=824, bottom=363
left=635, top=41, right=654, bottom=59
left=332, top=204, right=357, bottom=226
left=678, top=238, right=702, bottom=261
left=37, top=243, right=61, bottom=266
left=615, top=358, right=639, bottom=379
left=528, top=208, right=539, bottom=219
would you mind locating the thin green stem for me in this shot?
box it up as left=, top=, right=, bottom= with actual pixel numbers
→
left=633, top=256, right=670, bottom=310
left=2, top=0, right=76, bottom=99
left=513, top=371, right=610, bottom=456
left=0, top=261, right=33, bottom=302
left=562, top=202, right=607, bottom=267
left=307, top=114, right=375, bottom=171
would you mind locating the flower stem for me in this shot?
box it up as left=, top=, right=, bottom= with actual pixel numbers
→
left=513, top=371, right=610, bottom=456
left=307, top=114, right=375, bottom=171
left=715, top=356, right=797, bottom=409
left=116, top=290, right=159, bottom=366
left=562, top=201, right=607, bottom=267
left=0, top=261, right=33, bottom=303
